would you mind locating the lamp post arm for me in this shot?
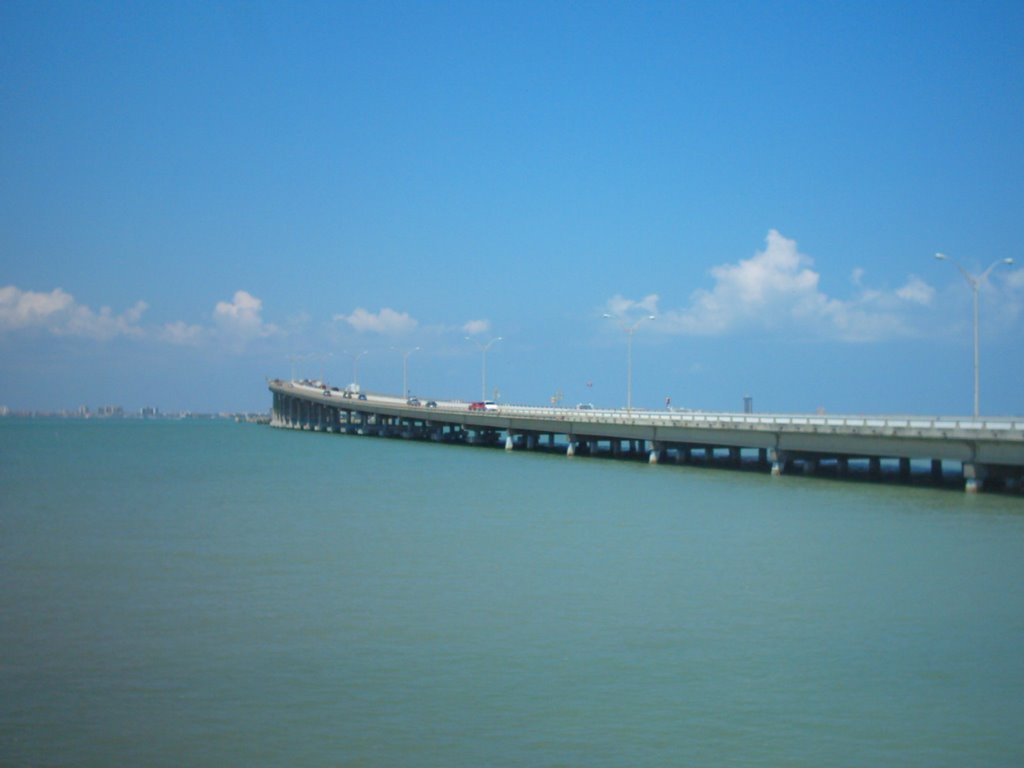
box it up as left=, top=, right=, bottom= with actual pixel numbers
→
left=979, top=258, right=1014, bottom=283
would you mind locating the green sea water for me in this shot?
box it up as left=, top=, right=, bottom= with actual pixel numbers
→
left=2, top=418, right=1023, bottom=767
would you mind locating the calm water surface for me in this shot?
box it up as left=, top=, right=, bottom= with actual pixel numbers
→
left=1, top=419, right=1022, bottom=766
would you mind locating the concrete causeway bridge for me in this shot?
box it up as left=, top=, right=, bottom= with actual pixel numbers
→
left=269, top=379, right=1024, bottom=493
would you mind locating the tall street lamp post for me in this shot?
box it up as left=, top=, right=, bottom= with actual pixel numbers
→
left=319, top=352, right=333, bottom=385
left=288, top=353, right=306, bottom=383
left=604, top=313, right=655, bottom=412
left=934, top=252, right=1014, bottom=418
left=393, top=346, right=420, bottom=397
left=466, top=336, right=502, bottom=402
left=346, top=350, right=368, bottom=389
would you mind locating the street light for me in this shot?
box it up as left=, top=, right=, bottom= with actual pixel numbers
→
left=392, top=346, right=420, bottom=397
left=287, top=353, right=307, bottom=383
left=345, top=350, right=368, bottom=388
left=934, top=252, right=1014, bottom=417
left=318, top=352, right=333, bottom=385
left=603, top=313, right=655, bottom=412
left=466, top=336, right=501, bottom=401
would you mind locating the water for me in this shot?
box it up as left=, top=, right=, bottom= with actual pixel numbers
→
left=2, top=418, right=1023, bottom=767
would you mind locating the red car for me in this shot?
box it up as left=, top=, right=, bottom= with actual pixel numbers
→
left=468, top=401, right=486, bottom=411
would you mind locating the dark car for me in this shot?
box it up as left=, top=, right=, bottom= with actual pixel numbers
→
left=425, top=400, right=437, bottom=408
left=357, top=393, right=367, bottom=401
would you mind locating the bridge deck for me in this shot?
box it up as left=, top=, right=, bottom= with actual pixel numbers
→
left=268, top=380, right=1024, bottom=493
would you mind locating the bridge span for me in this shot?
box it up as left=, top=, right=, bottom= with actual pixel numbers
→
left=269, top=380, right=1024, bottom=493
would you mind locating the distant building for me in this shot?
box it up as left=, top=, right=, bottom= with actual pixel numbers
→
left=140, top=406, right=160, bottom=419
left=96, top=405, right=124, bottom=418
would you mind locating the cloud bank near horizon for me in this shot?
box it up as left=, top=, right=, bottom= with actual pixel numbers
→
left=0, top=285, right=148, bottom=340
left=603, top=229, right=965, bottom=342
left=3, top=231, right=1020, bottom=354
left=0, top=286, right=279, bottom=352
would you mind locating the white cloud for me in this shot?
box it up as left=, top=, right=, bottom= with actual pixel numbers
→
left=213, top=290, right=279, bottom=341
left=0, top=285, right=286, bottom=352
left=895, top=276, right=935, bottom=305
left=160, top=290, right=281, bottom=349
left=159, top=320, right=206, bottom=346
left=0, top=286, right=74, bottom=330
left=462, top=318, right=491, bottom=336
left=215, top=290, right=268, bottom=332
left=993, top=268, right=1024, bottom=326
left=337, top=307, right=418, bottom=335
left=0, top=285, right=147, bottom=339
left=621, top=230, right=939, bottom=343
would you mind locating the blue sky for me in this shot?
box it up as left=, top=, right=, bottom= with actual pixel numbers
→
left=2, top=1, right=1022, bottom=415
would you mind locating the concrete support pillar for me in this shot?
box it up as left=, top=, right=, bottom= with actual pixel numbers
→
left=526, top=434, right=538, bottom=450
left=899, top=457, right=911, bottom=480
left=729, top=447, right=741, bottom=467
left=649, top=442, right=662, bottom=464
left=704, top=446, right=715, bottom=464
left=837, top=456, right=849, bottom=477
left=769, top=448, right=789, bottom=477
left=803, top=457, right=818, bottom=475
left=868, top=457, right=882, bottom=478
left=567, top=441, right=576, bottom=457
left=505, top=434, right=515, bottom=451
left=931, top=459, right=944, bottom=482
left=678, top=446, right=691, bottom=464
left=963, top=463, right=988, bottom=493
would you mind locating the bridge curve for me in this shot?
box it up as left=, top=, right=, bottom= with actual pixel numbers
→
left=268, top=379, right=1024, bottom=493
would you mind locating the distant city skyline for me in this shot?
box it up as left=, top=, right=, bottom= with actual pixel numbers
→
left=2, top=2, right=1022, bottom=415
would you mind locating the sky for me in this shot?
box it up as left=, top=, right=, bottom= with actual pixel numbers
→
left=1, top=1, right=1022, bottom=416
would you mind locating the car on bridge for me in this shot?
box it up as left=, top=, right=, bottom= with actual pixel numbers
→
left=469, top=401, right=498, bottom=411
left=407, top=397, right=421, bottom=406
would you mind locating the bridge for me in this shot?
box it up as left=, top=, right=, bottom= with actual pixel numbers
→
left=268, top=379, right=1024, bottom=493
